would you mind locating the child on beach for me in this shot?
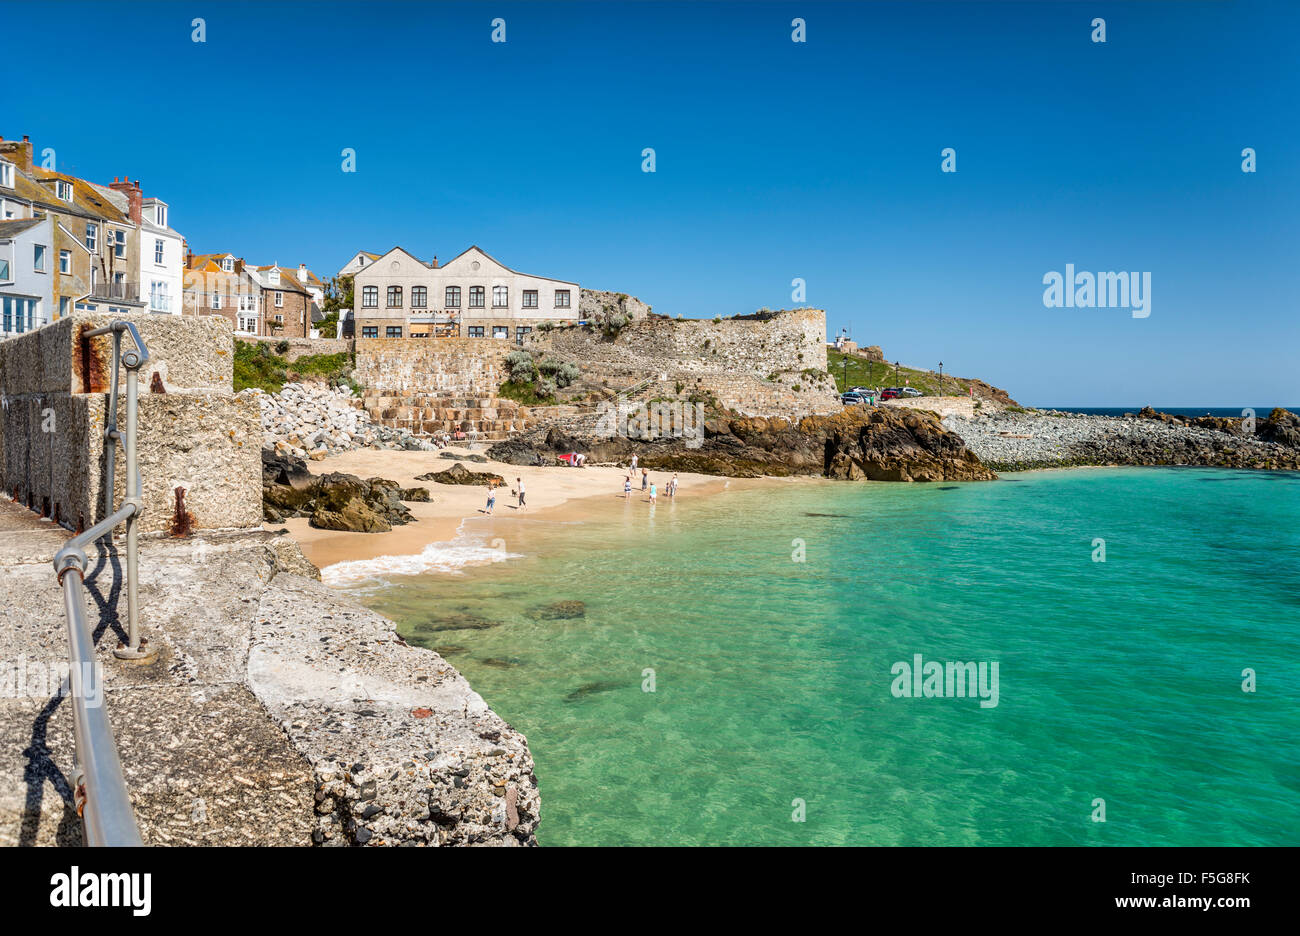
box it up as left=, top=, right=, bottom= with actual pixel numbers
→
left=623, top=475, right=632, bottom=498
left=485, top=483, right=496, bottom=514
left=649, top=481, right=657, bottom=504
left=641, top=468, right=648, bottom=491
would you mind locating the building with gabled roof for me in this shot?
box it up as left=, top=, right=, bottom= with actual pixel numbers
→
left=350, top=245, right=578, bottom=342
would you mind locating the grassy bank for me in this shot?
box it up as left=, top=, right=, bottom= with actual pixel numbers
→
left=233, top=340, right=358, bottom=394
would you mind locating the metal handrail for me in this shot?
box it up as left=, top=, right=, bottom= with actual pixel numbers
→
left=50, top=320, right=151, bottom=846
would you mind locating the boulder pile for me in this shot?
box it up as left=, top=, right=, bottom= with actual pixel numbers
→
left=262, top=449, right=430, bottom=532
left=248, top=383, right=437, bottom=460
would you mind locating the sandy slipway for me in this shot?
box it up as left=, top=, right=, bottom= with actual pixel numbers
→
left=948, top=407, right=1300, bottom=472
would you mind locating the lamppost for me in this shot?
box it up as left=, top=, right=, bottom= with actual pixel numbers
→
left=842, top=356, right=848, bottom=391
left=894, top=361, right=900, bottom=386
left=939, top=361, right=943, bottom=396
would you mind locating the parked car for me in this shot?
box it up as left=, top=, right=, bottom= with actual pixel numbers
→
left=880, top=388, right=901, bottom=400
left=900, top=387, right=924, bottom=397
left=841, top=392, right=868, bottom=405
left=847, top=386, right=875, bottom=396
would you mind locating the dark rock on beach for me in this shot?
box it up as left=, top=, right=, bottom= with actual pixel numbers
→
left=261, top=449, right=417, bottom=531
left=415, top=463, right=506, bottom=486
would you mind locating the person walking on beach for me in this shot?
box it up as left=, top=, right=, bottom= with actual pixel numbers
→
left=641, top=468, right=648, bottom=492
left=649, top=480, right=657, bottom=504
left=516, top=478, right=526, bottom=510
left=485, top=483, right=496, bottom=514
left=623, top=474, right=633, bottom=498
left=630, top=453, right=639, bottom=472
left=668, top=473, right=678, bottom=498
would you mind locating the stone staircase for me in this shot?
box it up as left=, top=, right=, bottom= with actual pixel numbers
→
left=361, top=392, right=534, bottom=441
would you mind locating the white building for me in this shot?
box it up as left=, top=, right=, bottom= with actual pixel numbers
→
left=351, top=245, right=579, bottom=342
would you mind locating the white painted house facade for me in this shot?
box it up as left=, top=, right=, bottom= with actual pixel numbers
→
left=351, top=245, right=579, bottom=342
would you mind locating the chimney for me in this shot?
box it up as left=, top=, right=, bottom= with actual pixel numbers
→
left=108, top=176, right=143, bottom=224
left=298, top=263, right=308, bottom=282
left=431, top=255, right=438, bottom=269
left=0, top=135, right=34, bottom=174
left=185, top=249, right=194, bottom=268
left=234, top=259, right=244, bottom=274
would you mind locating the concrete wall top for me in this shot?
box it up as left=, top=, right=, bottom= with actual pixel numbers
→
left=0, top=312, right=234, bottom=397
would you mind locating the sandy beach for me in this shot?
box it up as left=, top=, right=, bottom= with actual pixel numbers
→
left=274, top=445, right=788, bottom=573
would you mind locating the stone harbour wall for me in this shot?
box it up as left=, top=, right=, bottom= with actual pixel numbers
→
left=527, top=308, right=840, bottom=417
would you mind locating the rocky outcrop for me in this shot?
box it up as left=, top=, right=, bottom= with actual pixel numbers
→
left=415, top=463, right=506, bottom=486
left=952, top=408, right=1300, bottom=471
left=489, top=407, right=996, bottom=482
left=262, top=449, right=422, bottom=531
left=578, top=288, right=652, bottom=325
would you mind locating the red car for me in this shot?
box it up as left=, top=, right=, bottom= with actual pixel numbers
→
left=880, top=388, right=901, bottom=400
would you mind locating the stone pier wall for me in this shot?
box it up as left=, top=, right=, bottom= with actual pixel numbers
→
left=0, top=313, right=261, bottom=534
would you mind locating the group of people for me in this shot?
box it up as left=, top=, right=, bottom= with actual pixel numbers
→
left=622, top=453, right=677, bottom=504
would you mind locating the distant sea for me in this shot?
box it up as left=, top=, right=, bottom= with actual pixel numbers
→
left=334, top=466, right=1300, bottom=846
left=1035, top=406, right=1294, bottom=418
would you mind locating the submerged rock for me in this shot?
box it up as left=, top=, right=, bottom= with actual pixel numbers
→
left=527, top=600, right=587, bottom=620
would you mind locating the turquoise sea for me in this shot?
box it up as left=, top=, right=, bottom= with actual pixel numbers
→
left=335, top=467, right=1300, bottom=846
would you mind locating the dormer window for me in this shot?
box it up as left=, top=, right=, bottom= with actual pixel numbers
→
left=56, top=180, right=73, bottom=201
left=156, top=205, right=167, bottom=227
left=0, top=162, right=13, bottom=188
left=222, top=258, right=233, bottom=272
left=269, top=269, right=280, bottom=285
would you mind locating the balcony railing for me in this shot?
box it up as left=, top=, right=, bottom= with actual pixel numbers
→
left=90, top=281, right=140, bottom=303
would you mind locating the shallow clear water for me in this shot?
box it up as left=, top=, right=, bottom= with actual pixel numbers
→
left=341, top=467, right=1300, bottom=846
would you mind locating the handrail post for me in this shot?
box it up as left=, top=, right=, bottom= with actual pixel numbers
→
left=113, top=342, right=150, bottom=662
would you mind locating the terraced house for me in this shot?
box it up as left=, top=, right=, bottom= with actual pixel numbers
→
left=0, top=134, right=184, bottom=338
left=351, top=246, right=579, bottom=342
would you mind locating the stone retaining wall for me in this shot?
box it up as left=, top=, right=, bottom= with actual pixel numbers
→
left=242, top=335, right=354, bottom=362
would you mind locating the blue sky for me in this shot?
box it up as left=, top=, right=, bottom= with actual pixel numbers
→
left=4, top=0, right=1297, bottom=405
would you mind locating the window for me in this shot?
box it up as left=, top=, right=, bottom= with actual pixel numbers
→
left=85, top=223, right=97, bottom=252
left=156, top=205, right=167, bottom=227
left=59, top=249, right=71, bottom=274
left=555, top=289, right=571, bottom=308
left=0, top=257, right=9, bottom=281
left=154, top=239, right=164, bottom=264
left=445, top=286, right=461, bottom=308
left=522, top=289, right=538, bottom=309
left=361, top=326, right=378, bottom=338
left=222, top=257, right=233, bottom=272
left=211, top=288, right=221, bottom=310
left=387, top=285, right=402, bottom=307
left=386, top=326, right=403, bottom=338
left=150, top=281, right=169, bottom=312
left=275, top=291, right=284, bottom=307
left=3, top=296, right=38, bottom=333
left=0, top=161, right=13, bottom=187
left=362, top=285, right=378, bottom=307
left=515, top=326, right=532, bottom=345
left=269, top=269, right=280, bottom=285
left=113, top=228, right=126, bottom=259
left=493, top=285, right=508, bottom=308
left=493, top=325, right=509, bottom=340
left=411, top=286, right=427, bottom=308
left=34, top=244, right=46, bottom=272
left=467, top=325, right=485, bottom=338
left=469, top=286, right=485, bottom=308
left=59, top=297, right=70, bottom=319
left=57, top=180, right=73, bottom=201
